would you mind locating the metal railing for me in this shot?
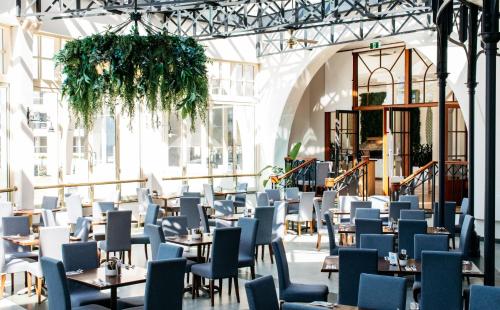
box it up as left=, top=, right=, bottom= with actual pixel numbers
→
left=271, top=158, right=317, bottom=190
left=325, top=159, right=370, bottom=199
left=0, top=186, right=18, bottom=193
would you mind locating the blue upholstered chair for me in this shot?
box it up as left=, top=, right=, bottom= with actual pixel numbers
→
left=42, top=196, right=59, bottom=210
left=117, top=258, right=187, bottom=310
left=237, top=217, right=258, bottom=279
left=355, top=219, right=382, bottom=247
left=144, top=224, right=164, bottom=261
left=454, top=214, right=474, bottom=259
left=97, top=210, right=132, bottom=263
left=456, top=198, right=469, bottom=233
left=272, top=237, right=328, bottom=303
left=157, top=243, right=183, bottom=260
left=95, top=201, right=116, bottom=214
left=265, top=189, right=281, bottom=206
left=412, top=234, right=449, bottom=301
left=61, top=242, right=111, bottom=308
left=324, top=213, right=340, bottom=256
left=399, top=194, right=419, bottom=210
left=349, top=201, right=372, bottom=224
left=72, top=217, right=91, bottom=242
left=256, top=192, right=270, bottom=207
left=40, top=257, right=109, bottom=310
left=357, top=273, right=406, bottom=310
left=254, top=207, right=275, bottom=263
left=245, top=275, right=325, bottom=310
left=131, top=204, right=159, bottom=260
left=191, top=227, right=242, bottom=307
left=359, top=234, right=394, bottom=258
left=314, top=190, right=336, bottom=250
left=400, top=209, right=425, bottom=220
left=338, top=248, right=377, bottom=306
left=162, top=216, right=188, bottom=237
left=230, top=182, right=247, bottom=212
left=420, top=251, right=462, bottom=310
left=355, top=208, right=380, bottom=220
left=284, top=187, right=300, bottom=214
left=389, top=201, right=411, bottom=221
left=272, top=201, right=287, bottom=239
left=182, top=192, right=201, bottom=197
left=469, top=284, right=500, bottom=310
left=213, top=200, right=235, bottom=216
left=180, top=197, right=201, bottom=230
left=398, top=219, right=427, bottom=258
left=433, top=201, right=457, bottom=248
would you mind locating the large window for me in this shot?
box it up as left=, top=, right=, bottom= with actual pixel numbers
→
left=0, top=27, right=8, bottom=75
left=0, top=85, right=8, bottom=199
left=208, top=60, right=256, bottom=97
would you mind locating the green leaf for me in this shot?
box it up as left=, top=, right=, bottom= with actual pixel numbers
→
left=288, top=142, right=302, bottom=160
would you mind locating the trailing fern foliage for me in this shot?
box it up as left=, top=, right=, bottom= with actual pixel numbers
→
left=55, top=31, right=209, bottom=130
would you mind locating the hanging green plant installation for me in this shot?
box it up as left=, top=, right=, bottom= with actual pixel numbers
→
left=55, top=29, right=209, bottom=130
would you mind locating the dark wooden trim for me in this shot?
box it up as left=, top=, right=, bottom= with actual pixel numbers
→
left=325, top=112, right=331, bottom=161
left=405, top=49, right=412, bottom=105
left=352, top=52, right=358, bottom=108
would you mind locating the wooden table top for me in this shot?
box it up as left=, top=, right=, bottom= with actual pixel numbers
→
left=67, top=266, right=147, bottom=290
left=2, top=235, right=39, bottom=246
left=210, top=214, right=248, bottom=222
left=13, top=208, right=63, bottom=216
left=332, top=208, right=389, bottom=216
left=321, top=255, right=483, bottom=277
left=165, top=234, right=213, bottom=246
left=91, top=219, right=138, bottom=226
left=337, top=224, right=450, bottom=236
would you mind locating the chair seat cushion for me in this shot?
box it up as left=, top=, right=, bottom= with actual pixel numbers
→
left=74, top=304, right=110, bottom=310
left=282, top=303, right=326, bottom=310
left=282, top=283, right=329, bottom=303
left=117, top=296, right=144, bottom=310
left=5, top=251, right=38, bottom=262
left=1, top=258, right=35, bottom=274
left=191, top=262, right=213, bottom=278
left=71, top=286, right=111, bottom=307
left=130, top=233, right=149, bottom=244
left=186, top=259, right=197, bottom=272
left=238, top=254, right=255, bottom=268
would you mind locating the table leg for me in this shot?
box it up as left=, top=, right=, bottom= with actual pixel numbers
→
left=110, top=287, right=117, bottom=310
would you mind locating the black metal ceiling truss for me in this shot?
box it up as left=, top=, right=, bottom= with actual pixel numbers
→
left=18, top=0, right=436, bottom=56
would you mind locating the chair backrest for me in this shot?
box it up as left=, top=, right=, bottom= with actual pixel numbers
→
left=65, top=194, right=82, bottom=224
left=421, top=251, right=462, bottom=310
left=105, top=210, right=132, bottom=252
left=42, top=209, right=57, bottom=227
left=355, top=208, right=380, bottom=220
left=238, top=217, right=259, bottom=260
left=40, top=257, right=72, bottom=310
left=359, top=234, right=394, bottom=258
left=42, top=196, right=59, bottom=210
left=350, top=201, right=372, bottom=223
left=62, top=241, right=99, bottom=271
left=145, top=224, right=165, bottom=261
left=144, top=258, right=186, bottom=310
left=458, top=214, right=474, bottom=259
left=298, top=192, right=315, bottom=221
left=93, top=201, right=116, bottom=219
left=0, top=202, right=13, bottom=234
left=398, top=219, right=427, bottom=258
left=182, top=192, right=201, bottom=197
left=180, top=197, right=201, bottom=229
left=162, top=216, right=188, bottom=237
left=338, top=248, right=378, bottom=306
left=458, top=197, right=469, bottom=228
left=315, top=162, right=332, bottom=186
left=389, top=201, right=411, bottom=221
left=39, top=226, right=70, bottom=261
left=433, top=201, right=456, bottom=232
left=284, top=187, right=299, bottom=200
left=355, top=219, right=382, bottom=247
left=357, top=273, right=406, bottom=310
left=157, top=243, right=183, bottom=260
left=254, top=207, right=274, bottom=245
left=399, top=195, right=419, bottom=210
left=210, top=227, right=241, bottom=278
left=414, top=234, right=448, bottom=261
left=136, top=188, right=150, bottom=206
left=256, top=192, right=270, bottom=207
left=203, top=184, right=215, bottom=207
left=470, top=284, right=500, bottom=310
left=400, top=209, right=425, bottom=220
left=2, top=216, right=31, bottom=254
left=197, top=205, right=210, bottom=233
left=234, top=183, right=247, bottom=205
left=265, top=189, right=281, bottom=203
left=245, top=275, right=280, bottom=310
left=271, top=237, right=291, bottom=296
left=180, top=185, right=189, bottom=194
left=324, top=213, right=338, bottom=255
left=272, top=201, right=286, bottom=239
left=144, top=204, right=160, bottom=226
left=315, top=191, right=337, bottom=230
left=214, top=200, right=234, bottom=216
left=73, top=217, right=90, bottom=242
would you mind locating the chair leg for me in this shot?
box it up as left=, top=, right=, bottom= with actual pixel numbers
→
left=0, top=274, right=6, bottom=298
left=218, top=279, right=222, bottom=296
left=10, top=273, right=14, bottom=294
left=298, top=222, right=301, bottom=236
left=210, top=279, right=215, bottom=307
left=106, top=252, right=109, bottom=261
left=27, top=273, right=32, bottom=296
left=261, top=245, right=264, bottom=261
left=144, top=244, right=148, bottom=261
left=310, top=221, right=313, bottom=235
left=328, top=272, right=332, bottom=279
left=255, top=246, right=258, bottom=260
left=250, top=266, right=256, bottom=279
left=25, top=272, right=28, bottom=287
left=191, top=275, right=196, bottom=299
left=128, top=250, right=132, bottom=265
left=268, top=244, right=274, bottom=264
left=36, top=277, right=42, bottom=304
left=284, top=220, right=288, bottom=235
left=452, top=236, right=456, bottom=249
left=316, top=234, right=322, bottom=250
left=233, top=276, right=240, bottom=303
left=228, top=277, right=232, bottom=295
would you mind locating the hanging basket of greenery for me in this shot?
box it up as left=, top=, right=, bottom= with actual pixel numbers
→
left=54, top=31, right=209, bottom=130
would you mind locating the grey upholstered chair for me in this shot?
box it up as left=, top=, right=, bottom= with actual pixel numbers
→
left=355, top=219, right=382, bottom=247
left=72, top=217, right=91, bottom=242
left=162, top=216, right=188, bottom=237
left=237, top=217, right=259, bottom=279
left=314, top=190, right=336, bottom=249
left=389, top=201, right=411, bottom=221
left=254, top=207, right=274, bottom=263
left=433, top=201, right=457, bottom=248
left=256, top=192, right=270, bottom=207
left=285, top=192, right=315, bottom=235
left=213, top=200, right=234, bottom=216
left=144, top=224, right=165, bottom=261
left=180, top=197, right=201, bottom=229
left=399, top=194, right=419, bottom=210
left=284, top=187, right=300, bottom=214
left=265, top=189, right=281, bottom=206
left=42, top=196, right=59, bottom=210
left=357, top=273, right=407, bottom=310
left=456, top=197, right=469, bottom=233
left=355, top=208, right=380, bottom=220
left=338, top=248, right=377, bottom=306
left=469, top=284, right=500, bottom=310
left=272, top=201, right=286, bottom=239
left=400, top=209, right=425, bottom=220
left=359, top=234, right=394, bottom=258
left=97, top=210, right=132, bottom=263
left=398, top=219, right=427, bottom=258
left=454, top=214, right=474, bottom=259
left=131, top=204, right=159, bottom=260
left=349, top=201, right=372, bottom=223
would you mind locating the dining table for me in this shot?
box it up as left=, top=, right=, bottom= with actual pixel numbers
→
left=321, top=255, right=484, bottom=278
left=67, top=266, right=147, bottom=310
left=165, top=234, right=213, bottom=262
left=337, top=224, right=450, bottom=236
left=2, top=235, right=39, bottom=247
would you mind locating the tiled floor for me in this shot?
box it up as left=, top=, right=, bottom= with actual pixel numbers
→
left=2, top=233, right=497, bottom=310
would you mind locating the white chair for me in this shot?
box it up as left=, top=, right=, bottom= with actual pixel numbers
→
left=314, top=190, right=337, bottom=249
left=28, top=226, right=70, bottom=303
left=203, top=184, right=215, bottom=208
left=41, top=209, right=57, bottom=227
left=65, top=194, right=83, bottom=225
left=0, top=202, right=13, bottom=230
left=285, top=192, right=315, bottom=236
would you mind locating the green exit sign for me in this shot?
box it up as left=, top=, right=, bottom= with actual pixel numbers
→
left=370, top=41, right=381, bottom=49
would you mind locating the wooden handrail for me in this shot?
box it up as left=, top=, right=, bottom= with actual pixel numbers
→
left=400, top=160, right=468, bottom=186
left=163, top=173, right=260, bottom=181
left=271, top=158, right=316, bottom=184
left=0, top=186, right=17, bottom=193
left=330, top=159, right=370, bottom=185
left=34, top=178, right=148, bottom=190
